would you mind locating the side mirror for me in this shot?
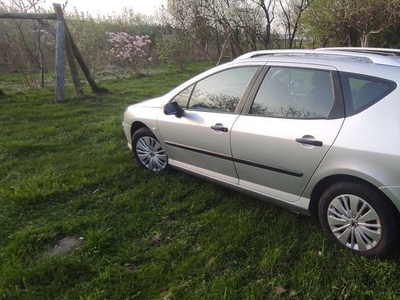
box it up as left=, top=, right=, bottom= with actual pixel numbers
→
left=163, top=101, right=184, bottom=118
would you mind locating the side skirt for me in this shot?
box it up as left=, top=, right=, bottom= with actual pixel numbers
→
left=169, top=159, right=311, bottom=216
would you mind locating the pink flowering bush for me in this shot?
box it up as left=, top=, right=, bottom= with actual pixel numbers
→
left=107, top=32, right=152, bottom=74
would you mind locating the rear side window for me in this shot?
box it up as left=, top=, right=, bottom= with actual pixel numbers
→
left=340, top=72, right=396, bottom=116
left=250, top=67, right=334, bottom=119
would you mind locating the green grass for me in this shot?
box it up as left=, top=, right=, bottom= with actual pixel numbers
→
left=1, top=62, right=400, bottom=299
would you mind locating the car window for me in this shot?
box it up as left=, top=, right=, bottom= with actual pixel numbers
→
left=251, top=67, right=334, bottom=119
left=342, top=73, right=396, bottom=114
left=188, top=67, right=258, bottom=113
left=172, top=85, right=194, bottom=108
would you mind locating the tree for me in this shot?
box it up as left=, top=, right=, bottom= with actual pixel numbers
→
left=302, top=0, right=400, bottom=47
left=373, top=18, right=400, bottom=48
left=254, top=0, right=279, bottom=48
left=301, top=0, right=348, bottom=47
left=201, top=0, right=244, bottom=58
left=0, top=0, right=54, bottom=88
left=278, top=0, right=313, bottom=48
left=163, top=0, right=280, bottom=62
left=66, top=10, right=110, bottom=76
left=349, top=0, right=400, bottom=47
left=160, top=0, right=216, bottom=64
left=157, top=34, right=189, bottom=70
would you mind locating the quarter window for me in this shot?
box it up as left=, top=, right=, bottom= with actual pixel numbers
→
left=172, top=85, right=194, bottom=108
left=188, top=67, right=258, bottom=113
left=341, top=72, right=396, bottom=115
left=251, top=67, right=334, bottom=119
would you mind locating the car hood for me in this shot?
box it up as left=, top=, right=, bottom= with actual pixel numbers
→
left=133, top=97, right=166, bottom=108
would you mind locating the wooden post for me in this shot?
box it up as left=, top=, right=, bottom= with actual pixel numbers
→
left=65, top=33, right=83, bottom=95
left=55, top=20, right=65, bottom=103
left=38, top=19, right=82, bottom=95
left=1, top=7, right=105, bottom=99
left=53, top=3, right=104, bottom=94
left=52, top=4, right=83, bottom=96
left=0, top=12, right=57, bottom=19
left=68, top=34, right=104, bottom=93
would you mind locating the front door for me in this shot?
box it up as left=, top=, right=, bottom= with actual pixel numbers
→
left=158, top=66, right=260, bottom=184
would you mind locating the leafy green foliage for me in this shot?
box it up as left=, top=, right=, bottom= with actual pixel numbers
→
left=157, top=34, right=190, bottom=70
left=1, top=63, right=400, bottom=299
left=66, top=10, right=112, bottom=77
left=301, top=0, right=400, bottom=47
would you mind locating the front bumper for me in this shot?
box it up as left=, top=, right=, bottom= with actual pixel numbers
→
left=122, top=122, right=132, bottom=149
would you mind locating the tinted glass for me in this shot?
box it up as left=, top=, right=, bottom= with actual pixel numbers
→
left=344, top=73, right=396, bottom=114
left=251, top=67, right=334, bottom=119
left=188, top=67, right=258, bottom=113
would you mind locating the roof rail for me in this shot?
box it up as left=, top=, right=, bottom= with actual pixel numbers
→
left=316, top=47, right=400, bottom=56
left=235, top=49, right=322, bottom=60
left=234, top=48, right=400, bottom=67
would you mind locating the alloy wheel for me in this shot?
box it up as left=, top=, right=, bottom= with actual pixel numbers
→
left=136, top=136, right=167, bottom=171
left=327, top=194, right=382, bottom=251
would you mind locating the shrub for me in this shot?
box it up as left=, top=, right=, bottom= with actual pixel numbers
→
left=107, top=32, right=152, bottom=74
left=157, top=34, right=189, bottom=70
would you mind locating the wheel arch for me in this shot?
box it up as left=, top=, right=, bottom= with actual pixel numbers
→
left=308, top=174, right=400, bottom=219
left=130, top=121, right=148, bottom=139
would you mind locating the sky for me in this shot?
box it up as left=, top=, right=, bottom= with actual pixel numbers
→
left=64, top=0, right=167, bottom=15
left=52, top=0, right=166, bottom=16
left=6, top=0, right=167, bottom=16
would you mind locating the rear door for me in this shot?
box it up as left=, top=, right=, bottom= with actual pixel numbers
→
left=231, top=65, right=345, bottom=202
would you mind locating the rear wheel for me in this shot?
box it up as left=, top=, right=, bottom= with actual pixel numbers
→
left=318, top=181, right=399, bottom=257
left=132, top=128, right=169, bottom=172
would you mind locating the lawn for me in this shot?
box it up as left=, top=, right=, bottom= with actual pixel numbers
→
left=1, top=63, right=400, bottom=299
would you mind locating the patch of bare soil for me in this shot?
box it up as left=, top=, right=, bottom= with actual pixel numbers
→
left=45, top=236, right=83, bottom=257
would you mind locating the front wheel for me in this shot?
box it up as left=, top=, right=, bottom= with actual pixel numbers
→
left=318, top=181, right=399, bottom=257
left=132, top=128, right=169, bottom=172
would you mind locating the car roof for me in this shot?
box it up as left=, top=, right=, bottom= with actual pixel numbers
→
left=234, top=48, right=400, bottom=68
left=166, top=48, right=400, bottom=99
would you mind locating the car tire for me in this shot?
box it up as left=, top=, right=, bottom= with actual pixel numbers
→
left=318, top=181, right=399, bottom=257
left=132, top=127, right=169, bottom=172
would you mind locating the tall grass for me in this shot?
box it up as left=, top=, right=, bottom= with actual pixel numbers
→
left=1, top=63, right=400, bottom=299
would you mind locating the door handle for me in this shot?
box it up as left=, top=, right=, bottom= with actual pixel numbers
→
left=295, top=137, right=323, bottom=147
left=210, top=123, right=228, bottom=132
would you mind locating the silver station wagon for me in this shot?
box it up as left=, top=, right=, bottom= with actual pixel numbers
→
left=122, top=48, right=400, bottom=257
